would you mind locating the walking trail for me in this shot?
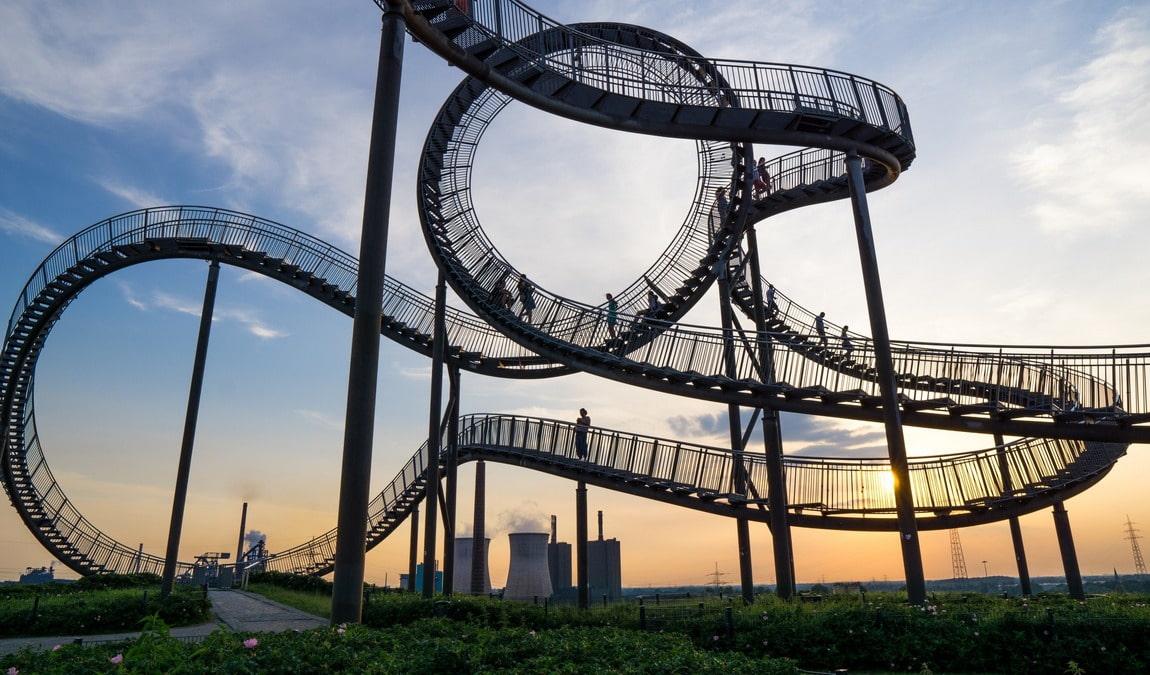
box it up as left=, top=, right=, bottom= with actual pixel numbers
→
left=0, top=588, right=327, bottom=656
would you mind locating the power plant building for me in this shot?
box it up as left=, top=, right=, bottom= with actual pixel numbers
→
left=452, top=536, right=491, bottom=595
left=548, top=515, right=572, bottom=591
left=589, top=511, right=622, bottom=602
left=503, top=532, right=553, bottom=601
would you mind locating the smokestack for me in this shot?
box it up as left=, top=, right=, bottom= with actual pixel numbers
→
left=504, top=532, right=553, bottom=601
left=235, top=502, right=248, bottom=566
left=597, top=510, right=604, bottom=541
left=551, top=515, right=557, bottom=544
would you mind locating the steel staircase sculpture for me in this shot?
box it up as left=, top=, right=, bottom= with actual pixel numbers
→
left=0, top=208, right=1138, bottom=577
left=2, top=1, right=1147, bottom=576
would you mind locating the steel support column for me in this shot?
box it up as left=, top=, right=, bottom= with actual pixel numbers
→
left=995, top=431, right=1032, bottom=596
left=331, top=1, right=406, bottom=623
left=407, top=505, right=419, bottom=592
left=844, top=152, right=925, bottom=604
left=745, top=224, right=795, bottom=600
left=717, top=247, right=754, bottom=605
left=421, top=272, right=448, bottom=598
left=1052, top=501, right=1085, bottom=600
left=576, top=481, right=589, bottom=609
left=161, top=259, right=220, bottom=596
left=470, top=460, right=487, bottom=595
left=442, top=366, right=460, bottom=596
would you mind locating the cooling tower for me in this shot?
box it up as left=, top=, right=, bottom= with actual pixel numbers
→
left=503, top=532, right=553, bottom=601
left=452, top=537, right=491, bottom=594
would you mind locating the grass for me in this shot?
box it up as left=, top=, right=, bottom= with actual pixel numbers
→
left=244, top=583, right=332, bottom=619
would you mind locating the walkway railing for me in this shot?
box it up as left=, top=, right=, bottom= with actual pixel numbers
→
left=269, top=412, right=1125, bottom=574
left=403, top=0, right=912, bottom=143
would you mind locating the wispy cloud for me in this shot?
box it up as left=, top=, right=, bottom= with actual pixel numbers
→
left=120, top=284, right=285, bottom=339
left=0, top=207, right=61, bottom=245
left=1010, top=6, right=1150, bottom=237
left=667, top=410, right=886, bottom=458
left=95, top=179, right=167, bottom=210
left=294, top=409, right=343, bottom=431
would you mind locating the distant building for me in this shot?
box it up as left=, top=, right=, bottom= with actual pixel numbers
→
left=548, top=541, right=572, bottom=591
left=19, top=564, right=55, bottom=585
left=504, top=532, right=553, bottom=601
left=588, top=528, right=622, bottom=602
left=588, top=538, right=622, bottom=601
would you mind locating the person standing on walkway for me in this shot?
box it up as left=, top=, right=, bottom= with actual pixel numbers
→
left=815, top=311, right=827, bottom=347
left=765, top=283, right=777, bottom=316
left=841, top=325, right=853, bottom=360
left=574, top=408, right=591, bottom=460
left=518, top=275, right=536, bottom=322
left=605, top=293, right=618, bottom=337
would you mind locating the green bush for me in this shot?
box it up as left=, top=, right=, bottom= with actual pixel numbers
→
left=1, top=618, right=800, bottom=674
left=0, top=586, right=210, bottom=637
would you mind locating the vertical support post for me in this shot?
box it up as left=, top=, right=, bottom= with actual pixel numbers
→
left=715, top=243, right=755, bottom=605
left=331, top=2, right=406, bottom=624
left=442, top=366, right=461, bottom=596
left=422, top=272, right=448, bottom=598
left=161, top=260, right=220, bottom=597
left=576, top=481, right=589, bottom=609
left=1052, top=501, right=1085, bottom=600
left=995, top=431, right=1032, bottom=596
left=470, top=460, right=487, bottom=595
left=844, top=152, right=925, bottom=604
left=234, top=502, right=248, bottom=577
left=745, top=224, right=795, bottom=600
left=407, top=505, right=419, bottom=592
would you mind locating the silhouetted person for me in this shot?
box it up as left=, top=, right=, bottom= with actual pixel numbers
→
left=815, top=311, right=827, bottom=347
left=518, top=275, right=536, bottom=322
left=841, top=325, right=853, bottom=360
left=605, top=293, right=618, bottom=338
left=715, top=187, right=729, bottom=220
left=574, top=408, right=590, bottom=459
left=765, top=283, right=777, bottom=316
left=754, top=157, right=773, bottom=198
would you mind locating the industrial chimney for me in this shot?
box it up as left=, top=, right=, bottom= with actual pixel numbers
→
left=503, top=532, right=553, bottom=601
left=452, top=537, right=491, bottom=594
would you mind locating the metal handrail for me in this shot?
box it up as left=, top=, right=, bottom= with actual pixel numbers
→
left=265, top=413, right=1123, bottom=574
left=3, top=206, right=545, bottom=368
left=399, top=0, right=911, bottom=143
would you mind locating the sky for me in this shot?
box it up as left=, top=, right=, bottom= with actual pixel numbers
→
left=1, top=1, right=1149, bottom=590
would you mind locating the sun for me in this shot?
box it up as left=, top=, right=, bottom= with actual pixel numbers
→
left=879, top=470, right=896, bottom=494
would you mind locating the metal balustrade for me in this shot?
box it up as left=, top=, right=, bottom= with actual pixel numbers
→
left=400, top=1, right=911, bottom=145
left=267, top=413, right=1125, bottom=574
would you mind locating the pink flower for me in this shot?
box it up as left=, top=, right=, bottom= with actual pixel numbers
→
left=529, top=630, right=536, bottom=638
left=243, top=638, right=259, bottom=649
left=110, top=654, right=123, bottom=664
left=337, top=627, right=346, bottom=635
left=9, top=666, right=21, bottom=675
left=52, top=645, right=62, bottom=651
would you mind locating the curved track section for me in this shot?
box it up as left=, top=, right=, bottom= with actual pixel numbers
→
left=265, top=414, right=1126, bottom=576
left=0, top=207, right=572, bottom=577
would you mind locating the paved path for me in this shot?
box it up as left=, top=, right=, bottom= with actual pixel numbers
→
left=0, top=588, right=328, bottom=656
